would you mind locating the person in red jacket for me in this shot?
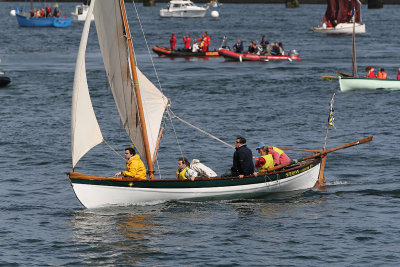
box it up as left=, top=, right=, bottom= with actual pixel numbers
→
left=365, top=66, right=376, bottom=78
left=196, top=32, right=210, bottom=52
left=183, top=35, right=191, bottom=51
left=170, top=33, right=177, bottom=51
left=397, top=68, right=400, bottom=80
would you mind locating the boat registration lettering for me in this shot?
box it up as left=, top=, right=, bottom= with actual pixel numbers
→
left=285, top=165, right=311, bottom=178
left=286, top=169, right=299, bottom=178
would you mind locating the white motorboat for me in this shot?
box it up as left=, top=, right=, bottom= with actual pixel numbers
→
left=160, top=0, right=209, bottom=18
left=71, top=4, right=94, bottom=21
left=313, top=0, right=365, bottom=35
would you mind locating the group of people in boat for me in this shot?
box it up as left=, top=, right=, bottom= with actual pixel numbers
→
left=365, top=66, right=400, bottom=80
left=169, top=32, right=211, bottom=52
left=114, top=136, right=291, bottom=181
left=29, top=4, right=62, bottom=18
left=233, top=35, right=285, bottom=56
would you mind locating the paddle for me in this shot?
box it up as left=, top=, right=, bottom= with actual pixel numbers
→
left=266, top=136, right=373, bottom=172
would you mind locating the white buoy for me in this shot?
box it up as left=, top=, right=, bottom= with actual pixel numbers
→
left=211, top=10, right=219, bottom=18
left=10, top=9, right=16, bottom=16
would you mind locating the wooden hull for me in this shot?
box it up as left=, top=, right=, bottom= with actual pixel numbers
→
left=339, top=77, right=400, bottom=91
left=313, top=23, right=366, bottom=35
left=218, top=49, right=301, bottom=62
left=68, top=159, right=321, bottom=208
left=16, top=9, right=72, bottom=28
left=152, top=46, right=220, bottom=57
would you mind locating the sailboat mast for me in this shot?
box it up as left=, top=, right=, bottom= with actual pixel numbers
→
left=351, top=9, right=358, bottom=77
left=119, top=0, right=155, bottom=180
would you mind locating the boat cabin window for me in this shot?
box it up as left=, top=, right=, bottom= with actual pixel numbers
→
left=172, top=4, right=182, bottom=8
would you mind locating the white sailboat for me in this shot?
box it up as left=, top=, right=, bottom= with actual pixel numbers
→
left=68, top=0, right=371, bottom=209
left=335, top=9, right=400, bottom=91
left=313, top=0, right=365, bottom=35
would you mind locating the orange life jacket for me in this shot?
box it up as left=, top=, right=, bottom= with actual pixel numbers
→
left=377, top=71, right=387, bottom=79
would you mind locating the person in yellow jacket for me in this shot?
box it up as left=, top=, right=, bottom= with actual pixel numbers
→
left=254, top=145, right=274, bottom=176
left=176, top=157, right=198, bottom=181
left=114, top=147, right=147, bottom=180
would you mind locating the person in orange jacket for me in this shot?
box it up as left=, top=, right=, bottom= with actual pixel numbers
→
left=377, top=68, right=387, bottom=79
left=170, top=33, right=177, bottom=51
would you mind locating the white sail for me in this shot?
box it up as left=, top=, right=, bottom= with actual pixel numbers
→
left=136, top=68, right=169, bottom=159
left=94, top=0, right=168, bottom=166
left=71, top=0, right=103, bottom=168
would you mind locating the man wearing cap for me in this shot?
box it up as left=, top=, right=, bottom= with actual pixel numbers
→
left=223, top=137, right=254, bottom=178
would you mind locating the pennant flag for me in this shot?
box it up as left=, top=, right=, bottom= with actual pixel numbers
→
left=328, top=92, right=336, bottom=128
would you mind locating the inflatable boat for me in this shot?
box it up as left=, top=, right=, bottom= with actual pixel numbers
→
left=152, top=46, right=220, bottom=58
left=218, top=49, right=301, bottom=62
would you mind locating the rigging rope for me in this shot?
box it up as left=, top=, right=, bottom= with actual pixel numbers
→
left=169, top=109, right=235, bottom=149
left=131, top=0, right=164, bottom=92
left=103, top=138, right=126, bottom=161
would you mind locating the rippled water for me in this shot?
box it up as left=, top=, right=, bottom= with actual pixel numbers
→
left=1, top=2, right=400, bottom=266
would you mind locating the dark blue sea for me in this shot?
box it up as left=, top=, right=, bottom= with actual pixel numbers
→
left=1, top=1, right=400, bottom=266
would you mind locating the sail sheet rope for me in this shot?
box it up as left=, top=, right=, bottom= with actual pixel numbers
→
left=168, top=108, right=235, bottom=149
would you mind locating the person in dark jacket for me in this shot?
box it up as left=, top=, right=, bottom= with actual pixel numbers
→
left=222, top=137, right=254, bottom=178
left=233, top=39, right=243, bottom=53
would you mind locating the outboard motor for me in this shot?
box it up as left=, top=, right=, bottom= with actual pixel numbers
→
left=288, top=49, right=299, bottom=57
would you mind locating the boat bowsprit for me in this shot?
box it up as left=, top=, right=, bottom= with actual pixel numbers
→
left=152, top=46, right=220, bottom=57
left=218, top=49, right=301, bottom=62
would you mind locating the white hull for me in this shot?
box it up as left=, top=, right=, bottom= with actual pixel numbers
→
left=313, top=23, right=365, bottom=34
left=70, top=163, right=320, bottom=208
left=339, top=77, right=400, bottom=91
left=71, top=5, right=94, bottom=21
left=160, top=9, right=207, bottom=17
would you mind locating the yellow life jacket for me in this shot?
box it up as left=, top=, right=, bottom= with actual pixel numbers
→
left=272, top=146, right=284, bottom=156
left=259, top=154, right=274, bottom=172
left=176, top=167, right=189, bottom=180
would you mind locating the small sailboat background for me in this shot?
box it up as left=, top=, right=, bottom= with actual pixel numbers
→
left=68, top=0, right=372, bottom=209
left=332, top=9, right=400, bottom=91
left=313, top=0, right=365, bottom=35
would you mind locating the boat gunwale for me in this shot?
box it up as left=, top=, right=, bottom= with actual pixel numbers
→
left=68, top=158, right=320, bottom=185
